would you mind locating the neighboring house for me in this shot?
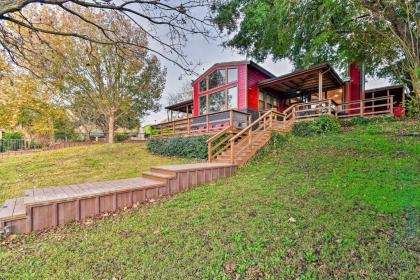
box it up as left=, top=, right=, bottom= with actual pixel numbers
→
left=154, top=60, right=405, bottom=136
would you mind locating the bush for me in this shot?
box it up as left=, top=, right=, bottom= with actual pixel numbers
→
left=291, top=121, right=316, bottom=136
left=340, top=116, right=397, bottom=127
left=147, top=136, right=209, bottom=159
left=405, top=94, right=420, bottom=119
left=114, top=133, right=130, bottom=142
left=3, top=131, right=24, bottom=140
left=292, top=116, right=341, bottom=136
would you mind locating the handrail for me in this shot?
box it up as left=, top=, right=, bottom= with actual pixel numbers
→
left=229, top=109, right=275, bottom=143
left=206, top=125, right=233, bottom=143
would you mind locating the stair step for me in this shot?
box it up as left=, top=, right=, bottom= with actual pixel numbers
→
left=0, top=197, right=25, bottom=221
left=142, top=171, right=175, bottom=182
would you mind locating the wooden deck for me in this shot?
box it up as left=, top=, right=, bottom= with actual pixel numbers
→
left=0, top=163, right=236, bottom=234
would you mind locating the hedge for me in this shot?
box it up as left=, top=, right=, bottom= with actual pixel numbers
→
left=292, top=115, right=341, bottom=136
left=147, top=136, right=209, bottom=159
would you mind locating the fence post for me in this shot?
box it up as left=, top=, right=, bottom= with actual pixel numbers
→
left=360, top=100, right=363, bottom=116
left=229, top=110, right=233, bottom=127
left=187, top=118, right=191, bottom=135
left=206, top=115, right=209, bottom=132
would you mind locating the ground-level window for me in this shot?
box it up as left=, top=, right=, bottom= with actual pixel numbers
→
left=199, top=95, right=207, bottom=115
left=227, top=87, right=238, bottom=109
left=259, top=92, right=265, bottom=110
left=209, top=90, right=226, bottom=113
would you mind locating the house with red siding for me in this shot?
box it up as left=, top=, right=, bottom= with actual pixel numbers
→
left=152, top=60, right=404, bottom=137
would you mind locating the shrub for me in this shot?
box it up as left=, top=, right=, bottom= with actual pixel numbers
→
left=147, top=136, right=209, bottom=159
left=405, top=94, right=420, bottom=119
left=340, top=116, right=397, bottom=127
left=114, top=133, right=130, bottom=142
left=292, top=116, right=341, bottom=136
left=292, top=121, right=316, bottom=136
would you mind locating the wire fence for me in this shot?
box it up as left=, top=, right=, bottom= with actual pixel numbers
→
left=0, top=132, right=144, bottom=158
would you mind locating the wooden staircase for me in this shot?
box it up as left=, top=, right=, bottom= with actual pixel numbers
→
left=207, top=109, right=295, bottom=166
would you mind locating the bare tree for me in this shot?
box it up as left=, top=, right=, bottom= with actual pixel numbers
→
left=167, top=80, right=193, bottom=105
left=0, top=0, right=215, bottom=74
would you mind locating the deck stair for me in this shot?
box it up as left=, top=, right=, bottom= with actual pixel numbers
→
left=0, top=163, right=236, bottom=234
left=207, top=109, right=295, bottom=166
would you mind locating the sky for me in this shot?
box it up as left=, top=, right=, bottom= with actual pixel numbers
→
left=142, top=33, right=391, bottom=126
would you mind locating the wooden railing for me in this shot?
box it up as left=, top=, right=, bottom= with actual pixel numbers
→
left=284, top=96, right=394, bottom=121
left=150, top=109, right=251, bottom=138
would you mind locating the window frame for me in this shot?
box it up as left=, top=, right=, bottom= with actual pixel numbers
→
left=197, top=66, right=238, bottom=94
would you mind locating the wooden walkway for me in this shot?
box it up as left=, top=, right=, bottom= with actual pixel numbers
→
left=1, top=163, right=236, bottom=234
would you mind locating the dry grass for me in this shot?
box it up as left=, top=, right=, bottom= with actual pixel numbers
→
left=0, top=143, right=192, bottom=204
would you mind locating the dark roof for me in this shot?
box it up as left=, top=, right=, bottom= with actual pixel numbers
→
left=258, top=63, right=344, bottom=94
left=165, top=99, right=193, bottom=113
left=193, top=60, right=275, bottom=83
left=365, top=85, right=404, bottom=93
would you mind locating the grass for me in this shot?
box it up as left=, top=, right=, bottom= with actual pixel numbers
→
left=0, top=120, right=419, bottom=279
left=0, top=143, right=191, bottom=204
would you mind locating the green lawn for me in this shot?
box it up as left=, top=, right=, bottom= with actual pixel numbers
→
left=0, top=143, right=191, bottom=204
left=0, top=121, right=419, bottom=279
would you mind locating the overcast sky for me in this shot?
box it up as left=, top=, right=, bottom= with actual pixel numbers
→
left=142, top=35, right=391, bottom=125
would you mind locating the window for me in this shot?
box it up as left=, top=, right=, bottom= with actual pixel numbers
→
left=273, top=97, right=278, bottom=109
left=209, top=90, right=226, bottom=113
left=267, top=95, right=273, bottom=109
left=199, top=95, right=207, bottom=115
left=199, top=79, right=207, bottom=92
left=227, top=87, right=238, bottom=109
left=208, top=69, right=226, bottom=90
left=259, top=92, right=265, bottom=110
left=227, top=68, right=238, bottom=83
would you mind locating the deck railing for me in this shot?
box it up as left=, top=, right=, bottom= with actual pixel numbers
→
left=284, top=96, right=394, bottom=121
left=150, top=109, right=251, bottom=138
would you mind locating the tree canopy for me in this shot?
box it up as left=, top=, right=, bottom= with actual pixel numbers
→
left=213, top=0, right=419, bottom=96
left=0, top=0, right=215, bottom=74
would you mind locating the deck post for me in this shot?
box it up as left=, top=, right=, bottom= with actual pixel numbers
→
left=230, top=143, right=234, bottom=164
left=318, top=71, right=323, bottom=100
left=328, top=99, right=332, bottom=115
left=206, top=115, right=209, bottom=133
left=187, top=118, right=191, bottom=135
left=360, top=100, right=363, bottom=116
left=390, top=95, right=394, bottom=115
left=172, top=121, right=175, bottom=135
left=208, top=142, right=212, bottom=162
left=229, top=110, right=233, bottom=126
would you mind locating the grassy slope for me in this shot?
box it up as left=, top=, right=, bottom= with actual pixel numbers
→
left=0, top=143, right=191, bottom=204
left=0, top=121, right=419, bottom=279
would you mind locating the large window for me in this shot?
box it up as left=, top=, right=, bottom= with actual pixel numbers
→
left=209, top=90, right=226, bottom=113
left=227, top=87, right=238, bottom=109
left=199, top=95, right=207, bottom=115
left=208, top=69, right=226, bottom=90
left=199, top=79, right=207, bottom=92
left=227, top=68, right=238, bottom=83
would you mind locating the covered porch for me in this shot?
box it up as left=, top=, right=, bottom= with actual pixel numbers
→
left=258, top=64, right=396, bottom=120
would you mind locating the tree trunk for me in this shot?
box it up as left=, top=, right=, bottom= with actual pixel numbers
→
left=108, top=113, right=115, bottom=144
left=411, top=70, right=420, bottom=100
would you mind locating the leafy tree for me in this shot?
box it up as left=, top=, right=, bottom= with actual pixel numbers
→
left=0, top=69, right=67, bottom=145
left=213, top=0, right=419, bottom=97
left=42, top=12, right=167, bottom=143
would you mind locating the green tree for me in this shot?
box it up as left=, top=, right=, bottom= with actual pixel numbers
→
left=213, top=0, right=419, bottom=96
left=47, top=13, right=166, bottom=143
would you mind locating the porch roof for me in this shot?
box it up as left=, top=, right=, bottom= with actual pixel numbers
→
left=165, top=99, right=193, bottom=114
left=258, top=63, right=344, bottom=94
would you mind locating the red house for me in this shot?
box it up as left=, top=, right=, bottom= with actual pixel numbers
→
left=153, top=60, right=404, bottom=136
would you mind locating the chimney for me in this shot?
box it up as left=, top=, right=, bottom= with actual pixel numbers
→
left=348, top=63, right=365, bottom=101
